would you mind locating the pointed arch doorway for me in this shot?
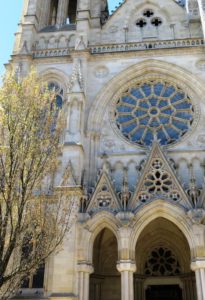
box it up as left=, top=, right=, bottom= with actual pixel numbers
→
left=134, top=217, right=196, bottom=300
left=90, top=228, right=120, bottom=300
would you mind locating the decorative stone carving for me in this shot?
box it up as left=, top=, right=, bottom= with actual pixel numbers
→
left=129, top=143, right=191, bottom=209
left=68, top=59, right=84, bottom=92
left=86, top=170, right=121, bottom=213
left=187, top=209, right=205, bottom=224
left=94, top=66, right=109, bottom=78
left=75, top=35, right=87, bottom=50
left=61, top=161, right=76, bottom=186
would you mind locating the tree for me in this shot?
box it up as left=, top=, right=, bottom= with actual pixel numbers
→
left=0, top=70, right=78, bottom=299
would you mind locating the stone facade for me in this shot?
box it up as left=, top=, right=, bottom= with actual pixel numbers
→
left=8, top=0, right=205, bottom=299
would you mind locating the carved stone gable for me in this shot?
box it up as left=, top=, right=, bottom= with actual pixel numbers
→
left=130, top=143, right=191, bottom=210
left=86, top=171, right=121, bottom=213
left=61, top=161, right=77, bottom=187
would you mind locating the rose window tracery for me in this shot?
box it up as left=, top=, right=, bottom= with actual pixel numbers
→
left=137, top=158, right=182, bottom=203
left=144, top=247, right=181, bottom=276
left=114, top=81, right=194, bottom=147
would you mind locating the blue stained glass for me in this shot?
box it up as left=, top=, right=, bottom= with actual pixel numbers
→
left=114, top=81, right=194, bottom=147
left=122, top=96, right=136, bottom=106
left=131, top=128, right=145, bottom=141
left=164, top=126, right=179, bottom=139
left=141, top=83, right=151, bottom=96
left=162, top=86, right=175, bottom=97
left=139, top=101, right=150, bottom=109
left=161, top=108, right=174, bottom=115
left=130, top=88, right=144, bottom=99
left=144, top=130, right=153, bottom=146
left=150, top=119, right=160, bottom=127
left=171, top=93, right=185, bottom=103
left=172, top=120, right=188, bottom=130
left=116, top=115, right=133, bottom=123
left=175, top=112, right=193, bottom=120
left=157, top=129, right=167, bottom=145
left=158, top=100, right=168, bottom=108
left=56, top=95, right=63, bottom=108
left=117, top=106, right=133, bottom=113
left=149, top=97, right=158, bottom=106
left=122, top=123, right=137, bottom=134
left=154, top=83, right=164, bottom=96
left=134, top=110, right=147, bottom=117
left=174, top=102, right=191, bottom=109
left=159, top=116, right=169, bottom=124
left=139, top=116, right=150, bottom=125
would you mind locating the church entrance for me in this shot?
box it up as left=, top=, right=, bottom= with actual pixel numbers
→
left=134, top=217, right=197, bottom=300
left=90, top=228, right=120, bottom=300
left=146, top=284, right=182, bottom=300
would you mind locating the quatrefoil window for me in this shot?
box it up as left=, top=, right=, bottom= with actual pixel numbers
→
left=114, top=81, right=194, bottom=147
left=136, top=9, right=163, bottom=27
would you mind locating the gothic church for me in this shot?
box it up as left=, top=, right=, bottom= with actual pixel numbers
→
left=9, top=0, right=205, bottom=299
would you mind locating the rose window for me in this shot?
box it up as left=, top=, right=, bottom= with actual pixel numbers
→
left=144, top=170, right=172, bottom=194
left=144, top=247, right=181, bottom=276
left=114, top=81, right=194, bottom=147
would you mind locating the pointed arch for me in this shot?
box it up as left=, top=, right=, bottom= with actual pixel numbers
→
left=85, top=211, right=121, bottom=262
left=130, top=200, right=195, bottom=259
left=87, top=59, right=204, bottom=134
left=39, top=68, right=69, bottom=89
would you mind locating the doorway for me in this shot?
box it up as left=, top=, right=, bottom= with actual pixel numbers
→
left=90, top=228, right=120, bottom=300
left=134, top=217, right=197, bottom=300
left=146, top=285, right=182, bottom=300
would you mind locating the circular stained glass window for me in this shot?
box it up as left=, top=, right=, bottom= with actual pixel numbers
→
left=114, top=81, right=195, bottom=147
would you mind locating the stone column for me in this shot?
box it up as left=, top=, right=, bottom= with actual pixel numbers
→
left=77, top=263, right=94, bottom=300
left=197, top=0, right=205, bottom=40
left=56, top=0, right=69, bottom=25
left=191, top=260, right=205, bottom=300
left=117, top=261, right=136, bottom=300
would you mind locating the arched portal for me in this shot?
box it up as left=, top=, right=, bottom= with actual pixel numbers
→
left=134, top=217, right=196, bottom=300
left=90, top=228, right=120, bottom=300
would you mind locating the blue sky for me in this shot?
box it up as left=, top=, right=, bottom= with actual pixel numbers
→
left=0, top=0, right=119, bottom=79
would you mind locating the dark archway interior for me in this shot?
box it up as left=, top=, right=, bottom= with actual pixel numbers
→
left=90, top=228, right=120, bottom=300
left=134, top=217, right=196, bottom=300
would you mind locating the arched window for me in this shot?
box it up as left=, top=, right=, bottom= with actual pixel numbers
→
left=48, top=81, right=64, bottom=109
left=49, top=0, right=59, bottom=25
left=67, top=0, right=77, bottom=24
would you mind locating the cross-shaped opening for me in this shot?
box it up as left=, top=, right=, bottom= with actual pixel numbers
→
left=143, top=9, right=154, bottom=17
left=151, top=17, right=162, bottom=27
left=136, top=18, right=147, bottom=28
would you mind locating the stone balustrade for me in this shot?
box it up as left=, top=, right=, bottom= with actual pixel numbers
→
left=32, top=38, right=204, bottom=58
left=90, top=38, right=204, bottom=54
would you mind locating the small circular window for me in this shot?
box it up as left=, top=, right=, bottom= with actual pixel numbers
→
left=113, top=81, right=195, bottom=147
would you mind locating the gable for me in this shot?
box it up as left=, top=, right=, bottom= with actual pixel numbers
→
left=129, top=143, right=192, bottom=210
left=100, top=0, right=201, bottom=44
left=86, top=171, right=122, bottom=213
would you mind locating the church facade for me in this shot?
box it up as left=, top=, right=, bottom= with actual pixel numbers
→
left=9, top=0, right=205, bottom=299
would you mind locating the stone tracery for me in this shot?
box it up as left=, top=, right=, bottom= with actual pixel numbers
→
left=114, top=81, right=194, bottom=147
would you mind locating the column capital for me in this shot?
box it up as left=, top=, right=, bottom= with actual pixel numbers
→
left=191, top=258, right=205, bottom=270
left=116, top=260, right=136, bottom=273
left=77, top=262, right=94, bottom=274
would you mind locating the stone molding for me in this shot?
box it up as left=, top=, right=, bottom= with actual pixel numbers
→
left=191, top=259, right=205, bottom=270
left=117, top=260, right=137, bottom=273
left=77, top=262, right=94, bottom=274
